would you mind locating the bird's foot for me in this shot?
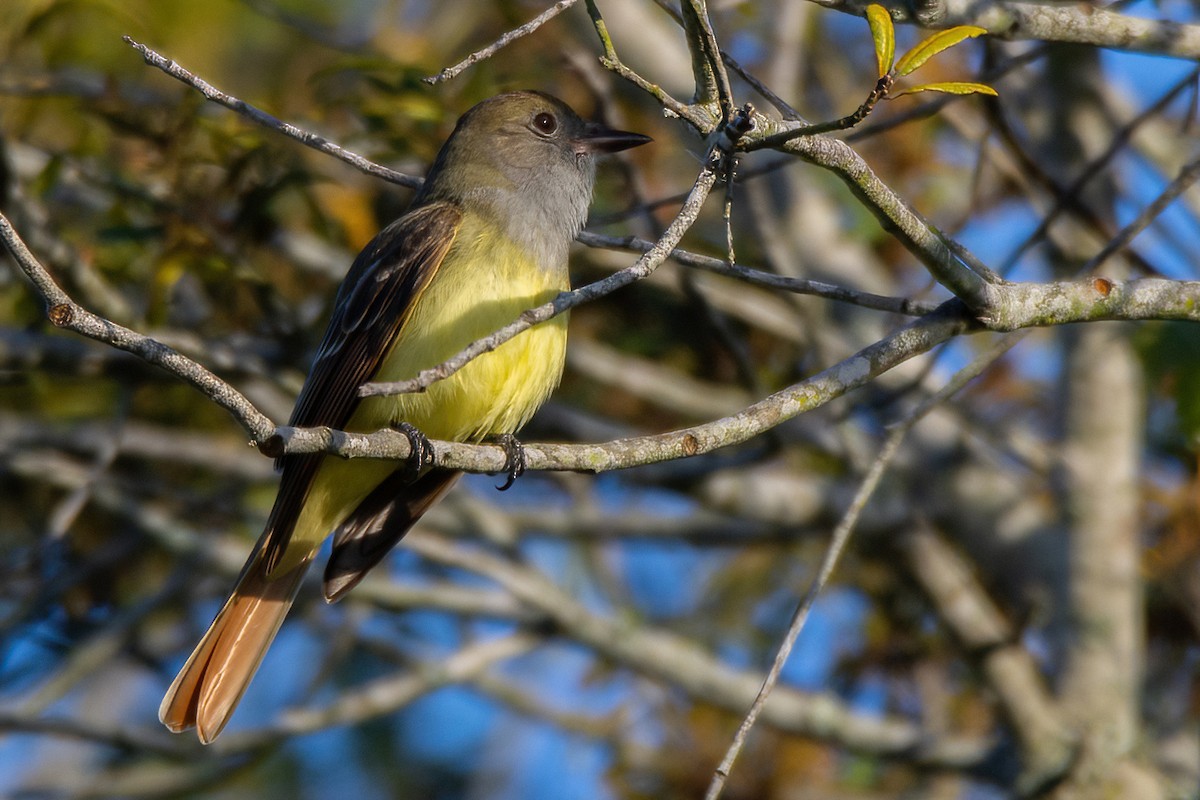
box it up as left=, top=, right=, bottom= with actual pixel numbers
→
left=493, top=433, right=526, bottom=491
left=393, top=422, right=434, bottom=481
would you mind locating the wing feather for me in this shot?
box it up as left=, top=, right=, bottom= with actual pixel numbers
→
left=261, top=202, right=463, bottom=573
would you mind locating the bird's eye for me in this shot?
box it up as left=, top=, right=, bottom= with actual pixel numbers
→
left=532, top=112, right=558, bottom=135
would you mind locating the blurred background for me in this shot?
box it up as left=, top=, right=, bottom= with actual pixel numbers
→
left=1, top=1, right=1198, bottom=798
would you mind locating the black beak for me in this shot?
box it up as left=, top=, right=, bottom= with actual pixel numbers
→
left=577, top=122, right=653, bottom=154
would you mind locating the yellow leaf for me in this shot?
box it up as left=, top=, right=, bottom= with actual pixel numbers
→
left=894, top=25, right=988, bottom=77
left=892, top=81, right=999, bottom=97
left=865, top=5, right=895, bottom=78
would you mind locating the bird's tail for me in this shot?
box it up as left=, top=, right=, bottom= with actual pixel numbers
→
left=158, top=551, right=313, bottom=744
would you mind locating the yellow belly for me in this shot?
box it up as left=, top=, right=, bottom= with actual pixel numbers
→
left=357, top=220, right=569, bottom=442
left=285, top=213, right=569, bottom=560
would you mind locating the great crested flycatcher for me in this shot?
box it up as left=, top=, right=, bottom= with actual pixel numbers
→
left=159, top=91, right=650, bottom=742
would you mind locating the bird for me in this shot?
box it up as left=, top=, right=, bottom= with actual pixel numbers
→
left=159, top=91, right=651, bottom=743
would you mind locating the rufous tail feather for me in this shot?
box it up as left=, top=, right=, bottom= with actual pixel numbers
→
left=159, top=553, right=312, bottom=744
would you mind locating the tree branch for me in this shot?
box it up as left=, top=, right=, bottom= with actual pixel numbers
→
left=402, top=531, right=994, bottom=769
left=679, top=0, right=734, bottom=114
left=584, top=0, right=716, bottom=132
left=744, top=126, right=1001, bottom=311
left=123, top=37, right=423, bottom=190
left=276, top=301, right=974, bottom=469
left=0, top=213, right=276, bottom=444
left=424, top=0, right=582, bottom=84
left=215, top=633, right=541, bottom=751
left=900, top=525, right=1077, bottom=793
left=807, top=0, right=1200, bottom=61
left=576, top=231, right=940, bottom=316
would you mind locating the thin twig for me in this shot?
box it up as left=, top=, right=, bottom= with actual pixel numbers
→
left=649, top=0, right=804, bottom=120
left=123, top=36, right=423, bottom=190
left=584, top=0, right=714, bottom=132
left=721, top=50, right=804, bottom=121
left=746, top=74, right=896, bottom=150
left=704, top=330, right=1028, bottom=800
left=999, top=64, right=1200, bottom=274
left=1084, top=155, right=1200, bottom=273
left=723, top=158, right=737, bottom=263
left=681, top=0, right=735, bottom=115
left=424, top=0, right=582, bottom=84
left=575, top=231, right=940, bottom=315
left=216, top=633, right=541, bottom=752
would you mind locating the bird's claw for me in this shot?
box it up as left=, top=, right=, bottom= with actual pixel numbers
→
left=393, top=422, right=434, bottom=481
left=494, top=433, right=525, bottom=491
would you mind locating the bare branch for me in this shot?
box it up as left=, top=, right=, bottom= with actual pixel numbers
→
left=576, top=230, right=940, bottom=314
left=278, top=301, right=974, bottom=470
left=650, top=0, right=805, bottom=120
left=424, top=0, right=582, bottom=84
left=705, top=326, right=1028, bottom=800
left=679, top=0, right=734, bottom=113
left=900, top=525, right=1077, bottom=792
left=123, top=37, right=423, bottom=189
left=0, top=212, right=276, bottom=443
left=986, top=276, right=1200, bottom=329
left=402, top=531, right=994, bottom=768
left=807, top=0, right=1200, bottom=61
left=1083, top=155, right=1200, bottom=273
left=748, top=128, right=1000, bottom=310
left=584, top=0, right=715, bottom=131
left=215, top=633, right=541, bottom=751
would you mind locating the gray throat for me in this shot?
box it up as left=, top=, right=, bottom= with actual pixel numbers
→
left=478, top=158, right=595, bottom=271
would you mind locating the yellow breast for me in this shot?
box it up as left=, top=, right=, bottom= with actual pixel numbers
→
left=283, top=212, right=569, bottom=563
left=352, top=211, right=570, bottom=442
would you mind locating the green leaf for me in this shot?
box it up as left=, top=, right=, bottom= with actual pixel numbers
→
left=865, top=4, right=895, bottom=78
left=892, top=81, right=998, bottom=97
left=894, top=25, right=988, bottom=77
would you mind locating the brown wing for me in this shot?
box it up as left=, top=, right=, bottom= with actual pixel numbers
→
left=260, top=201, right=463, bottom=573
left=322, top=467, right=463, bottom=601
